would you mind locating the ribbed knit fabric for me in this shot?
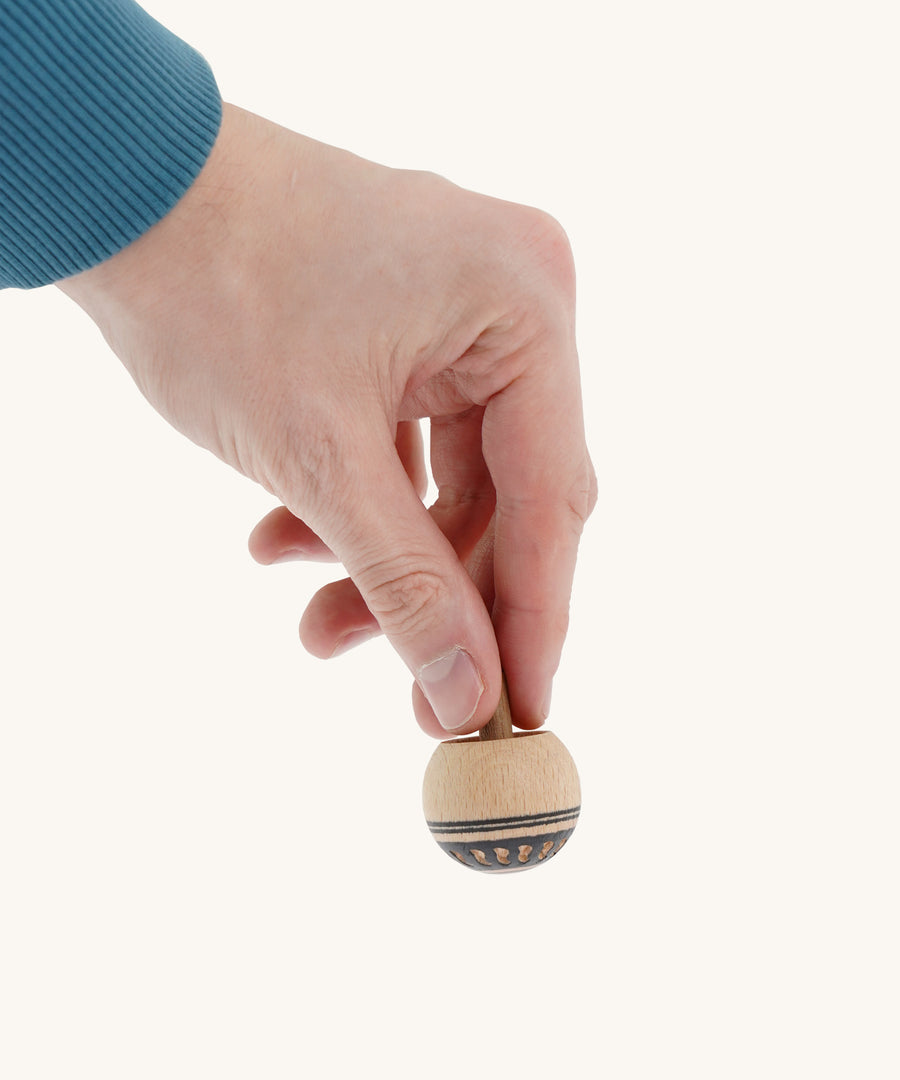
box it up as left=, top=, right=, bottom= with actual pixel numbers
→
left=0, top=0, right=222, bottom=289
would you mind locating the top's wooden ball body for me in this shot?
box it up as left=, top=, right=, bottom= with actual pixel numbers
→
left=423, top=729, right=581, bottom=872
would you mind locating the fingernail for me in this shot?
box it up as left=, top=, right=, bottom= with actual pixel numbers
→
left=330, top=628, right=379, bottom=657
left=417, top=647, right=484, bottom=732
left=541, top=684, right=553, bottom=721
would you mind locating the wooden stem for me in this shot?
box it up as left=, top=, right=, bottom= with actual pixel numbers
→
left=480, top=677, right=514, bottom=741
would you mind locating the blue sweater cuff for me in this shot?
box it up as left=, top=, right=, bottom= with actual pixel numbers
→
left=0, top=0, right=222, bottom=289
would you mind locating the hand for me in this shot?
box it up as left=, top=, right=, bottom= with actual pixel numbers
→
left=59, top=104, right=596, bottom=736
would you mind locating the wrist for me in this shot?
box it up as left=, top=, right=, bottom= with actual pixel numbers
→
left=58, top=103, right=248, bottom=320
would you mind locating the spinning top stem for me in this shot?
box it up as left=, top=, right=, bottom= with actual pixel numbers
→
left=479, top=678, right=513, bottom=742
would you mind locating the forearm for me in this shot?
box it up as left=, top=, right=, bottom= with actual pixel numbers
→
left=0, top=0, right=221, bottom=289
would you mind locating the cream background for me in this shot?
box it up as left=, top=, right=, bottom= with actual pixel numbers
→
left=1, top=1, right=897, bottom=1076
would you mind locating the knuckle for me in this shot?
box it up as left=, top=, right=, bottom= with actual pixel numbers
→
left=361, top=560, right=447, bottom=639
left=513, top=206, right=576, bottom=296
left=566, top=494, right=591, bottom=533
left=570, top=459, right=599, bottom=528
left=536, top=461, right=598, bottom=538
left=556, top=454, right=598, bottom=535
left=265, top=407, right=344, bottom=519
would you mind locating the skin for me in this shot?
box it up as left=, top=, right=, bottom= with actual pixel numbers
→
left=58, top=103, right=596, bottom=738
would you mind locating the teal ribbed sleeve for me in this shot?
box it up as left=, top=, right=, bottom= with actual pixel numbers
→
left=0, top=0, right=222, bottom=289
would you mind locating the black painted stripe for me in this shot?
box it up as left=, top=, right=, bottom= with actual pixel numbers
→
left=426, top=805, right=581, bottom=834
left=428, top=817, right=580, bottom=837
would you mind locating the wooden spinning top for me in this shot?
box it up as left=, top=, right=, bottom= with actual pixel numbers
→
left=422, top=680, right=580, bottom=872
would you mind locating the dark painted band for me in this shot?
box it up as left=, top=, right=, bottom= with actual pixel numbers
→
left=435, top=827, right=576, bottom=871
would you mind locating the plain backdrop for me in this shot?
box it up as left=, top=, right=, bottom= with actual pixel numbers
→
left=1, top=1, right=897, bottom=1077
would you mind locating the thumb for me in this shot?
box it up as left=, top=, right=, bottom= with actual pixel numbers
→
left=306, top=432, right=501, bottom=735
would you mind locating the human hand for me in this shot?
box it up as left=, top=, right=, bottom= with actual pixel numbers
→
left=59, top=104, right=596, bottom=737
